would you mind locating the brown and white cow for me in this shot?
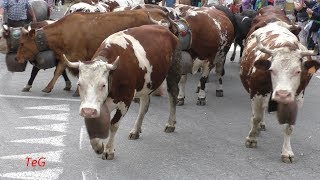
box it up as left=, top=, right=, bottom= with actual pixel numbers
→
left=15, top=9, right=172, bottom=95
left=63, top=25, right=181, bottom=159
left=172, top=5, right=235, bottom=105
left=240, top=18, right=320, bottom=163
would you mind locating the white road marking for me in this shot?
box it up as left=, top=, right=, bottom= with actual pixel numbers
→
left=0, top=150, right=64, bottom=163
left=16, top=123, right=68, bottom=133
left=0, top=168, right=63, bottom=180
left=0, top=94, right=80, bottom=102
left=10, top=135, right=66, bottom=147
left=316, top=75, right=320, bottom=79
left=19, top=113, right=69, bottom=121
left=24, top=104, right=70, bottom=111
left=79, top=125, right=88, bottom=150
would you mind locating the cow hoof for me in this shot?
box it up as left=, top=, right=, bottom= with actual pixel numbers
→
left=63, top=81, right=72, bottom=91
left=94, top=148, right=104, bottom=155
left=42, top=87, right=52, bottom=93
left=230, top=57, right=235, bottom=62
left=164, top=125, right=175, bottom=133
left=195, top=87, right=200, bottom=93
left=259, top=124, right=266, bottom=131
left=102, top=152, right=114, bottom=160
left=128, top=132, right=140, bottom=140
left=72, top=91, right=80, bottom=97
left=133, top=98, right=140, bottom=103
left=196, top=98, right=206, bottom=106
left=22, top=85, right=32, bottom=92
left=281, top=155, right=294, bottom=163
left=216, top=90, right=224, bottom=97
left=245, top=139, right=257, bottom=148
left=177, top=98, right=185, bottom=106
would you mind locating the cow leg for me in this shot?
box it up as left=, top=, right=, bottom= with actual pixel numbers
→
left=196, top=60, right=210, bottom=106
left=129, top=95, right=150, bottom=139
left=42, top=62, right=65, bottom=93
left=281, top=124, right=295, bottom=163
left=177, top=74, right=187, bottom=106
left=61, top=69, right=72, bottom=91
left=22, top=66, right=40, bottom=92
left=230, top=42, right=237, bottom=62
left=165, top=49, right=181, bottom=132
left=102, top=98, right=130, bottom=160
left=245, top=96, right=267, bottom=148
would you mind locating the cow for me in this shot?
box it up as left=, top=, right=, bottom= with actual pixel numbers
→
left=15, top=9, right=174, bottom=96
left=171, top=5, right=235, bottom=105
left=240, top=10, right=320, bottom=163
left=1, top=0, right=72, bottom=92
left=64, top=2, right=109, bottom=15
left=63, top=24, right=181, bottom=160
left=230, top=9, right=258, bottom=62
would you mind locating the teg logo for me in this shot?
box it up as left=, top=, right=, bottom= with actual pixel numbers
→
left=26, top=157, right=46, bottom=167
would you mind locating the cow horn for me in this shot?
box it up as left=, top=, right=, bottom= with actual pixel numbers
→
left=255, top=35, right=274, bottom=56
left=300, top=46, right=319, bottom=57
left=106, top=56, right=119, bottom=70
left=62, top=54, right=80, bottom=68
left=3, top=24, right=8, bottom=31
left=21, top=27, right=28, bottom=34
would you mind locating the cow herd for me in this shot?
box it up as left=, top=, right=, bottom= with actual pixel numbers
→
left=1, top=0, right=320, bottom=163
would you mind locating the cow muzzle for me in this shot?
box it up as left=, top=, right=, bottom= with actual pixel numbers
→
left=80, top=107, right=98, bottom=118
left=272, top=90, right=293, bottom=104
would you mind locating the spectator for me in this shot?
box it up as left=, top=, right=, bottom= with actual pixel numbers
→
left=241, top=0, right=252, bottom=10
left=45, top=0, right=55, bottom=15
left=294, top=0, right=315, bottom=47
left=162, top=0, right=176, bottom=7
left=0, top=0, right=37, bottom=27
left=254, top=0, right=267, bottom=10
left=202, top=0, right=224, bottom=6
left=306, top=0, right=320, bottom=49
left=230, top=0, right=242, bottom=13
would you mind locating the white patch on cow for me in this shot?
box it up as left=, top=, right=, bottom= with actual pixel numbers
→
left=186, top=9, right=198, bottom=17
left=198, top=89, right=206, bottom=98
left=106, top=31, right=154, bottom=97
left=192, top=58, right=204, bottom=74
left=117, top=101, right=128, bottom=116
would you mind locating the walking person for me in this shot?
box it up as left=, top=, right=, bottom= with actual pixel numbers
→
left=294, top=0, right=316, bottom=47
left=0, top=0, right=37, bottom=27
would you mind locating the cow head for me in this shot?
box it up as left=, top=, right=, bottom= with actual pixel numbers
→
left=15, top=27, right=38, bottom=63
left=254, top=35, right=320, bottom=104
left=63, top=54, right=119, bottom=118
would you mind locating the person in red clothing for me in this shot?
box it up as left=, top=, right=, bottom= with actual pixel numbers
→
left=230, top=0, right=242, bottom=13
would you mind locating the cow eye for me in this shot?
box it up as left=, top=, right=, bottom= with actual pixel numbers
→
left=295, top=70, right=301, bottom=75
left=102, top=84, right=106, bottom=88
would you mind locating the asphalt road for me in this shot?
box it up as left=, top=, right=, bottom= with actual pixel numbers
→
left=0, top=4, right=320, bottom=180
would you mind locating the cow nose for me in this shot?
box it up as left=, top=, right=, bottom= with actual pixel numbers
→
left=276, top=90, right=291, bottom=98
left=81, top=108, right=97, bottom=118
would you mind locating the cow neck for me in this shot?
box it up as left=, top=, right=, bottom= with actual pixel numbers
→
left=35, top=28, right=50, bottom=52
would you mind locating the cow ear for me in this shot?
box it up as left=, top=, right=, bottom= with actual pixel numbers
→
left=304, top=60, right=320, bottom=74
left=28, top=29, right=36, bottom=39
left=254, top=59, right=271, bottom=70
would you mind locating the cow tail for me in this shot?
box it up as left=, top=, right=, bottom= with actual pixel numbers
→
left=166, top=45, right=182, bottom=105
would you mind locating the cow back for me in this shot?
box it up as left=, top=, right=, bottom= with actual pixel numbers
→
left=93, top=25, right=179, bottom=97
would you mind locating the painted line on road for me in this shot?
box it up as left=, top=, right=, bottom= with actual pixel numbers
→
left=25, top=104, right=70, bottom=111
left=0, top=94, right=80, bottom=102
left=0, top=150, right=64, bottom=163
left=0, top=168, right=63, bottom=180
left=316, top=75, right=320, bottom=79
left=79, top=125, right=87, bottom=150
left=20, top=113, right=69, bottom=121
left=10, top=135, right=66, bottom=147
left=16, top=123, right=68, bottom=133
